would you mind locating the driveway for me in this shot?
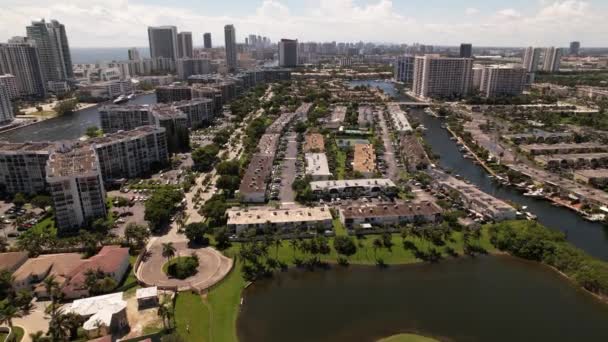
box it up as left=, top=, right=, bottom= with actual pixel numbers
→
left=137, top=241, right=233, bottom=292
left=278, top=132, right=298, bottom=204
left=377, top=108, right=399, bottom=180
left=12, top=300, right=51, bottom=342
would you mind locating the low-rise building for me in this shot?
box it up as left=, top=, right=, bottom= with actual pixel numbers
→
left=238, top=154, right=273, bottom=203
left=574, top=169, right=608, bottom=188
left=339, top=201, right=442, bottom=229
left=353, top=143, right=376, bottom=177
left=310, top=178, right=397, bottom=199
left=520, top=142, right=608, bottom=156
left=0, top=141, right=55, bottom=195
left=61, top=246, right=130, bottom=299
left=136, top=286, right=158, bottom=309
left=536, top=153, right=608, bottom=170
left=325, top=106, right=347, bottom=130
left=256, top=134, right=280, bottom=156
left=46, top=144, right=107, bottom=233
left=357, top=106, right=373, bottom=129
left=305, top=153, right=332, bottom=181
left=65, top=292, right=129, bottom=337
left=504, top=131, right=574, bottom=144
left=226, top=206, right=332, bottom=233
left=12, top=253, right=84, bottom=293
left=0, top=252, right=28, bottom=273
left=398, top=134, right=430, bottom=172
left=89, top=126, right=168, bottom=182
left=437, top=176, right=517, bottom=221
left=387, top=103, right=413, bottom=133
left=266, top=112, right=296, bottom=134
left=304, top=133, right=324, bottom=153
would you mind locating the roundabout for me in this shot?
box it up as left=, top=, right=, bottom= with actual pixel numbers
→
left=137, top=241, right=233, bottom=291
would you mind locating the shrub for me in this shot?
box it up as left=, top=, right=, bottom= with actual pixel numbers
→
left=166, top=256, right=199, bottom=279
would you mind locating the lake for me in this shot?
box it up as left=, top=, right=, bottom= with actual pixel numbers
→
left=238, top=256, right=608, bottom=342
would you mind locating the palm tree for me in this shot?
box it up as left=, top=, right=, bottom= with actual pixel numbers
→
left=0, top=303, right=22, bottom=327
left=162, top=242, right=177, bottom=262
left=48, top=309, right=70, bottom=342
left=289, top=239, right=299, bottom=258
left=157, top=301, right=173, bottom=330
left=273, top=234, right=282, bottom=258
left=372, top=237, right=383, bottom=260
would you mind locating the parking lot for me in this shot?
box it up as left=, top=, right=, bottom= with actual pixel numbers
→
left=277, top=132, right=299, bottom=204
left=0, top=201, right=46, bottom=243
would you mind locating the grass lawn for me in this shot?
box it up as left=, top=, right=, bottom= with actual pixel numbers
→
left=175, top=292, right=210, bottom=342
left=335, top=149, right=347, bottom=180
left=175, top=227, right=497, bottom=342
left=117, top=254, right=140, bottom=295
left=377, top=333, right=440, bottom=342
left=205, top=262, right=246, bottom=342
left=226, top=228, right=496, bottom=266
left=9, top=326, right=24, bottom=342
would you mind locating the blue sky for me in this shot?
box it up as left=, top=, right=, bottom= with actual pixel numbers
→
left=1, top=0, right=606, bottom=47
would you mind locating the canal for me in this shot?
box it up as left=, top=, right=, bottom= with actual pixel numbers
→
left=0, top=94, right=156, bottom=142
left=238, top=256, right=608, bottom=342
left=350, top=80, right=608, bottom=262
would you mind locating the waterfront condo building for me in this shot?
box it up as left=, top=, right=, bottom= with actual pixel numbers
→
left=478, top=65, right=527, bottom=98
left=0, top=84, right=13, bottom=124
left=0, top=38, right=47, bottom=98
left=394, top=55, right=415, bottom=86
left=0, top=142, right=55, bottom=195
left=0, top=74, right=18, bottom=100
left=224, top=25, right=238, bottom=73
left=89, top=126, right=168, bottom=182
left=26, top=19, right=73, bottom=84
left=46, top=144, right=107, bottom=233
left=278, top=39, right=298, bottom=68
left=128, top=48, right=140, bottom=61
left=412, top=55, right=473, bottom=99
left=522, top=47, right=542, bottom=72
left=148, top=26, right=178, bottom=60
left=99, top=104, right=155, bottom=133
left=541, top=47, right=562, bottom=73
left=177, top=32, right=193, bottom=59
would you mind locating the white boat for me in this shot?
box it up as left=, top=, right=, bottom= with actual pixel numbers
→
left=525, top=212, right=538, bottom=220
left=113, top=95, right=128, bottom=104
left=523, top=189, right=544, bottom=198
left=126, top=93, right=135, bottom=100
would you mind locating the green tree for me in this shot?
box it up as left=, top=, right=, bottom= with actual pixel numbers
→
left=85, top=126, right=102, bottom=138
left=84, top=268, right=117, bottom=295
left=53, top=99, right=78, bottom=116
left=184, top=222, right=209, bottom=246
left=191, top=144, right=220, bottom=172
left=12, top=193, right=26, bottom=207
left=31, top=195, right=52, bottom=212
left=0, top=270, right=13, bottom=300
left=333, top=236, right=357, bottom=259
left=124, top=223, right=150, bottom=251
left=215, top=175, right=241, bottom=197
left=200, top=195, right=228, bottom=227
left=216, top=159, right=240, bottom=176
left=145, top=187, right=184, bottom=233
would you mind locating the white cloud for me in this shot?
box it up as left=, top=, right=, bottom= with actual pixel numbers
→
left=465, top=8, right=480, bottom=15
left=0, top=0, right=605, bottom=47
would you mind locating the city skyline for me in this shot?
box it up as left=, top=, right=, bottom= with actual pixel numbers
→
left=0, top=0, right=607, bottom=47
